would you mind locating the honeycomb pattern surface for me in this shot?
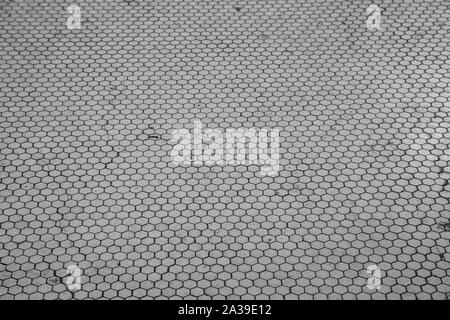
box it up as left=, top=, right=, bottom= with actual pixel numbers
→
left=0, top=0, right=449, bottom=299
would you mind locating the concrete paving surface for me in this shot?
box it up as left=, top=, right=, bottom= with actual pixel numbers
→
left=0, top=0, right=449, bottom=299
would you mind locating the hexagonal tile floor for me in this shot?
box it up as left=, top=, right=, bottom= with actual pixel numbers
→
left=0, top=0, right=449, bottom=299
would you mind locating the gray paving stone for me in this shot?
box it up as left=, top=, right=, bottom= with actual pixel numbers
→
left=0, top=0, right=449, bottom=300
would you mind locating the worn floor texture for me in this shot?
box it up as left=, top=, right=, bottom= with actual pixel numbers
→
left=0, top=0, right=449, bottom=299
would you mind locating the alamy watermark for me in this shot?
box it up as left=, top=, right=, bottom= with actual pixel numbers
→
left=366, top=264, right=382, bottom=290
left=171, top=120, right=280, bottom=176
left=67, top=4, right=81, bottom=30
left=66, top=264, right=82, bottom=291
left=366, top=4, right=381, bottom=31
